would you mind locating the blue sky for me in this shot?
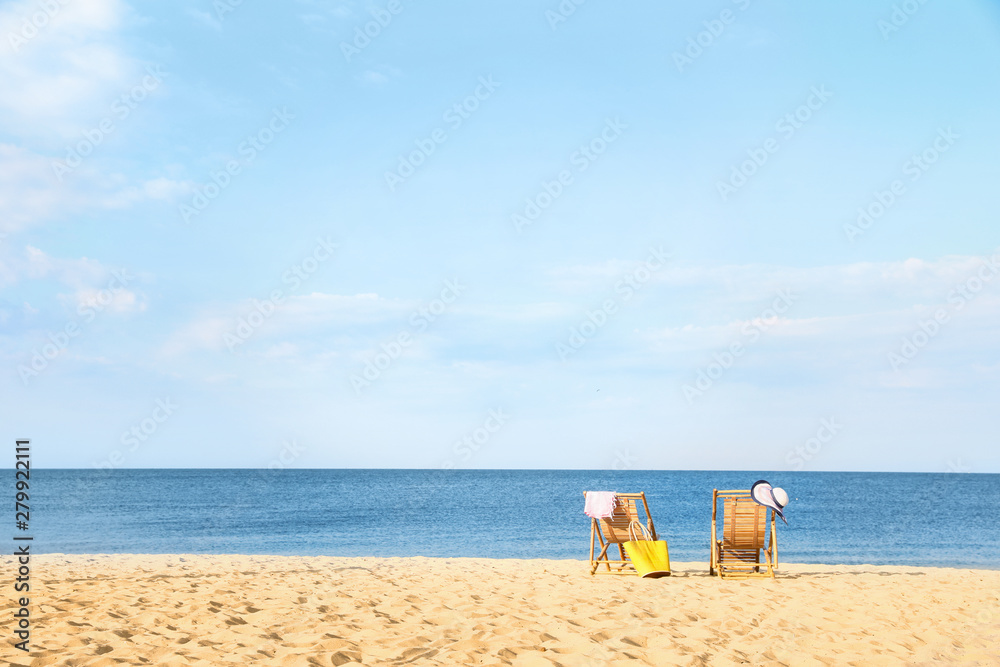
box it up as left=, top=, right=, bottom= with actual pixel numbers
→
left=2, top=0, right=999, bottom=471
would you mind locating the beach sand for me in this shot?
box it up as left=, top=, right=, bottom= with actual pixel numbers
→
left=8, top=555, right=1000, bottom=666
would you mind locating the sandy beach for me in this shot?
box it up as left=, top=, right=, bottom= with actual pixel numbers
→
left=7, top=555, right=999, bottom=666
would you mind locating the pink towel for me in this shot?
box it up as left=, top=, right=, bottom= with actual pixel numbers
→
left=584, top=491, right=618, bottom=519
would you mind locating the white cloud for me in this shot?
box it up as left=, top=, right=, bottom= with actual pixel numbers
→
left=166, top=291, right=569, bottom=358
left=554, top=252, right=1000, bottom=310
left=89, top=176, right=194, bottom=210
left=297, top=13, right=327, bottom=27
left=2, top=244, right=105, bottom=287
left=295, top=0, right=353, bottom=21
left=263, top=342, right=298, bottom=358
left=142, top=176, right=194, bottom=200
left=634, top=254, right=1000, bottom=363
left=278, top=292, right=405, bottom=325
left=157, top=292, right=407, bottom=358
left=356, top=65, right=401, bottom=86
left=0, top=2, right=188, bottom=232
left=187, top=8, right=222, bottom=31
left=0, top=0, right=132, bottom=141
left=0, top=245, right=145, bottom=319
left=0, top=144, right=63, bottom=232
left=69, top=284, right=144, bottom=314
left=151, top=251, right=1000, bottom=398
left=0, top=144, right=193, bottom=233
left=158, top=316, right=232, bottom=357
left=358, top=70, right=389, bottom=85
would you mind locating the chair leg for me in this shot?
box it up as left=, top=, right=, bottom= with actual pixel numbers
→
left=771, top=510, right=778, bottom=569
left=710, top=489, right=718, bottom=576
left=592, top=543, right=611, bottom=574
left=589, top=521, right=596, bottom=574
left=593, top=529, right=611, bottom=572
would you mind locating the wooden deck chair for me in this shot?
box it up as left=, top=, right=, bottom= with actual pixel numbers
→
left=709, top=489, right=778, bottom=579
left=585, top=492, right=658, bottom=575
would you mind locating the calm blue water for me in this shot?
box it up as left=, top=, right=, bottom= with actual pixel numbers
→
left=27, top=470, right=1000, bottom=568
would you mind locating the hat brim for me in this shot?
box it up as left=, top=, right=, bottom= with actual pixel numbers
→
left=750, top=479, right=788, bottom=524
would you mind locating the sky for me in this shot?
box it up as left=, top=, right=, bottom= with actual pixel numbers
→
left=1, top=0, right=999, bottom=472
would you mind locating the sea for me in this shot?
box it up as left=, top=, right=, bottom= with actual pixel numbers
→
left=28, top=469, right=1000, bottom=568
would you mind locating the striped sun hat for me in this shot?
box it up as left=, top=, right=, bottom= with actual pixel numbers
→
left=750, top=480, right=789, bottom=524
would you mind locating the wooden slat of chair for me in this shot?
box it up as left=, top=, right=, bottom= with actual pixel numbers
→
left=585, top=492, right=657, bottom=575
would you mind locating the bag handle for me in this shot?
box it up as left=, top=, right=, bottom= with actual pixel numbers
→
left=628, top=520, right=652, bottom=542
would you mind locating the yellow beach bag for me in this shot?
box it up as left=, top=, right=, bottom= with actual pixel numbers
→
left=623, top=520, right=671, bottom=578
